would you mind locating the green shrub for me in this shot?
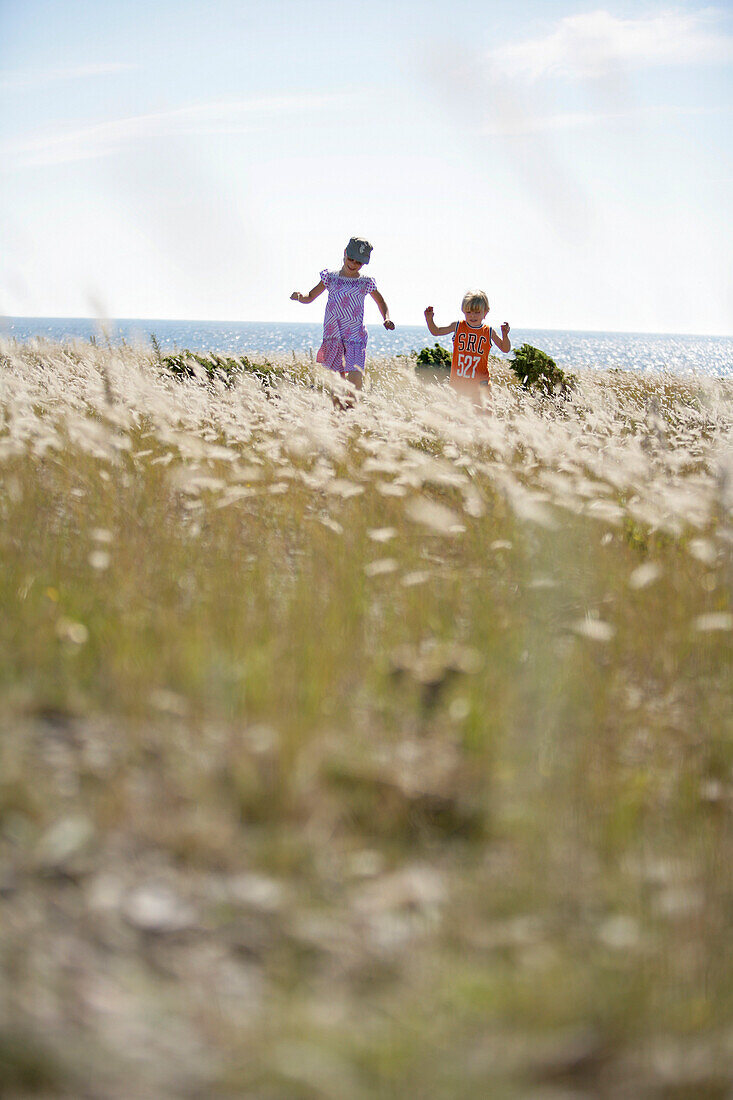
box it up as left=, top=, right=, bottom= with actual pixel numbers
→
left=416, top=343, right=452, bottom=370
left=160, top=350, right=276, bottom=387
left=509, top=343, right=576, bottom=396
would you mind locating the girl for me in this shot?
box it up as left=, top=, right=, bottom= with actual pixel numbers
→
left=291, top=236, right=394, bottom=393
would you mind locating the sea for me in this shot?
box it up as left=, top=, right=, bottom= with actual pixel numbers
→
left=1, top=316, right=731, bottom=378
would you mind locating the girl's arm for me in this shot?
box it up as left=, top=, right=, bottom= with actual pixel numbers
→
left=424, top=306, right=457, bottom=337
left=370, top=289, right=395, bottom=330
left=492, top=322, right=511, bottom=354
left=291, top=280, right=325, bottom=305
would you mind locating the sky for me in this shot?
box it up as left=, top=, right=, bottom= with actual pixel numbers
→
left=1, top=0, right=732, bottom=335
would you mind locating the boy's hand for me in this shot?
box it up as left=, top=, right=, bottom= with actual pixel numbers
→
left=290, top=291, right=301, bottom=301
left=383, top=319, right=395, bottom=330
left=424, top=306, right=434, bottom=320
left=501, top=321, right=510, bottom=336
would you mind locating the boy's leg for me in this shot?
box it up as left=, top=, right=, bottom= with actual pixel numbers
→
left=345, top=371, right=363, bottom=390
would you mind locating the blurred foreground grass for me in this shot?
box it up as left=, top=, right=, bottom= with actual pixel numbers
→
left=0, top=340, right=731, bottom=1098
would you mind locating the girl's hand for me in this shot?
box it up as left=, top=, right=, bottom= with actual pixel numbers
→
left=424, top=306, right=434, bottom=320
left=501, top=321, right=510, bottom=336
left=384, top=319, right=395, bottom=331
left=290, top=291, right=301, bottom=302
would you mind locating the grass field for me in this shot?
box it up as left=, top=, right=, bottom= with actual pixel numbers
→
left=0, top=338, right=731, bottom=1099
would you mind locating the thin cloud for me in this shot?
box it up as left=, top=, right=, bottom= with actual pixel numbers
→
left=422, top=45, right=593, bottom=242
left=2, top=95, right=349, bottom=169
left=490, top=9, right=733, bottom=81
left=0, top=62, right=137, bottom=91
left=479, top=102, right=724, bottom=136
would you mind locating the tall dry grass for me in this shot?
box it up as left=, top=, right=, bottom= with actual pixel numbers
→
left=0, top=338, right=731, bottom=1098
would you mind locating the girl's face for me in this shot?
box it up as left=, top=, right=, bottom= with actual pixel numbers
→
left=342, top=252, right=364, bottom=277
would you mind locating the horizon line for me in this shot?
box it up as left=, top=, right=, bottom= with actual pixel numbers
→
left=1, top=314, right=732, bottom=341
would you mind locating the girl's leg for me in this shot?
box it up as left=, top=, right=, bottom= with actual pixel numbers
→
left=343, top=342, right=366, bottom=391
left=331, top=345, right=364, bottom=409
left=332, top=371, right=357, bottom=410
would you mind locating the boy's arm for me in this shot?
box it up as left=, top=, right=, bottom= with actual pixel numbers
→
left=492, top=322, right=511, bottom=354
left=424, top=306, right=457, bottom=337
left=291, top=280, right=325, bottom=304
left=370, top=289, right=395, bottom=330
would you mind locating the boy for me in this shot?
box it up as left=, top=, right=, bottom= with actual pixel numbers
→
left=424, top=291, right=510, bottom=400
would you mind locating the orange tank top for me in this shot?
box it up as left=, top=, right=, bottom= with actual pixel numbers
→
left=450, top=321, right=493, bottom=391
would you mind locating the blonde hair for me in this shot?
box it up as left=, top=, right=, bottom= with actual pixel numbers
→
left=461, top=289, right=489, bottom=312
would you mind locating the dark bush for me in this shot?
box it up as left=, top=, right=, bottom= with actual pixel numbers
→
left=416, top=343, right=452, bottom=370
left=160, top=350, right=276, bottom=388
left=509, top=343, right=576, bottom=396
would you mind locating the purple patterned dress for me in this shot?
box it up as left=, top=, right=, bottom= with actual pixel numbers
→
left=316, top=269, right=377, bottom=372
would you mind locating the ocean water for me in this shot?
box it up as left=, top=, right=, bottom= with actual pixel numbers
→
left=1, top=316, right=731, bottom=377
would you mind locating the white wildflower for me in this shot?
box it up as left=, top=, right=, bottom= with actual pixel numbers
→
left=570, top=618, right=615, bottom=642
left=688, top=538, right=718, bottom=565
left=401, top=571, right=431, bottom=587
left=377, top=482, right=407, bottom=498
left=327, top=479, right=364, bottom=499
left=365, top=559, right=398, bottom=577
left=694, top=612, right=732, bottom=632
left=405, top=496, right=462, bottom=535
left=319, top=516, right=344, bottom=535
left=586, top=499, right=624, bottom=526
left=628, top=563, right=662, bottom=589
left=597, top=915, right=641, bottom=950
left=56, top=618, right=89, bottom=645
left=216, top=486, right=257, bottom=508
left=462, top=486, right=485, bottom=517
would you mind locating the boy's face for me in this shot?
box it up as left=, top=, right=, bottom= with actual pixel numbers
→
left=463, top=306, right=488, bottom=327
